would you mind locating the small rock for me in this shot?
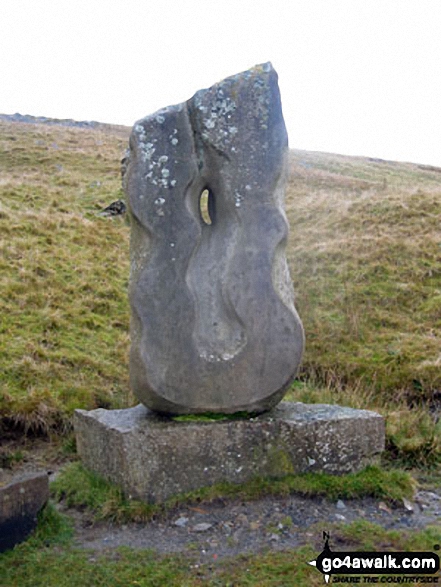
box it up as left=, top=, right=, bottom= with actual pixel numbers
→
left=378, top=502, right=392, bottom=515
left=188, top=506, right=209, bottom=514
left=268, top=533, right=280, bottom=542
left=174, top=517, right=189, bottom=527
left=192, top=522, right=213, bottom=532
left=334, top=514, right=346, bottom=521
left=336, top=500, right=346, bottom=510
left=402, top=498, right=414, bottom=512
left=235, top=513, right=248, bottom=525
left=99, top=199, right=126, bottom=217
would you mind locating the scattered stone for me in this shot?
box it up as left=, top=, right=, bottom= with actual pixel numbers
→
left=235, top=514, right=248, bottom=526
left=98, top=199, right=126, bottom=217
left=268, top=533, right=280, bottom=542
left=124, top=62, right=304, bottom=415
left=336, top=500, right=346, bottom=510
left=192, top=523, right=213, bottom=533
left=417, top=491, right=441, bottom=503
left=61, top=488, right=441, bottom=558
left=188, top=506, right=209, bottom=514
left=174, top=517, right=189, bottom=527
left=402, top=498, right=414, bottom=512
left=378, top=502, right=392, bottom=515
left=334, top=513, right=346, bottom=521
left=0, top=472, right=49, bottom=552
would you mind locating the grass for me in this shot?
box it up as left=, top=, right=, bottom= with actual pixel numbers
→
left=287, top=151, right=441, bottom=400
left=51, top=462, right=416, bottom=524
left=1, top=506, right=440, bottom=587
left=0, top=121, right=132, bottom=433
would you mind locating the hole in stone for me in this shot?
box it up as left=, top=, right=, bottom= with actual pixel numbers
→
left=199, top=189, right=214, bottom=225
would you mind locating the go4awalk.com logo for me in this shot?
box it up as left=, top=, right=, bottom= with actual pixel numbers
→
left=309, top=532, right=440, bottom=584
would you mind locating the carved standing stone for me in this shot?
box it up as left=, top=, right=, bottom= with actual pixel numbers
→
left=124, top=63, right=304, bottom=414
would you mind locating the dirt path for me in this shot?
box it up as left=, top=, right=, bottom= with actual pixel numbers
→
left=59, top=489, right=441, bottom=561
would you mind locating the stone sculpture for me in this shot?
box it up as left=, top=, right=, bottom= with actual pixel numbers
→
left=123, top=63, right=304, bottom=414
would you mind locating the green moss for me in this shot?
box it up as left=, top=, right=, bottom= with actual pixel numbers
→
left=262, top=445, right=295, bottom=476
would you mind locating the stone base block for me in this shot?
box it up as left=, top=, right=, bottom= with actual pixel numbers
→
left=74, top=402, right=385, bottom=504
left=0, top=472, right=49, bottom=552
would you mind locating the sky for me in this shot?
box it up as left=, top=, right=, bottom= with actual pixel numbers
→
left=1, top=0, right=441, bottom=166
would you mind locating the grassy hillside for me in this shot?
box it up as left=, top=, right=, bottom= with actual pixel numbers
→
left=287, top=150, right=441, bottom=399
left=0, top=120, right=440, bottom=456
left=0, top=121, right=131, bottom=432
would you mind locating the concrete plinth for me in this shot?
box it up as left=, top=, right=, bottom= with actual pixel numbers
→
left=74, top=402, right=385, bottom=504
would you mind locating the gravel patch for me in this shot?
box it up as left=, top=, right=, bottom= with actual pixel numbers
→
left=59, top=489, right=441, bottom=561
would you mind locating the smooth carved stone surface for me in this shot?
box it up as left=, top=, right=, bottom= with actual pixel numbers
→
left=0, top=472, right=49, bottom=552
left=74, top=403, right=385, bottom=504
left=124, top=63, right=304, bottom=414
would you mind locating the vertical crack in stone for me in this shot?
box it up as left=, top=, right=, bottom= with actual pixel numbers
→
left=185, top=95, right=247, bottom=363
